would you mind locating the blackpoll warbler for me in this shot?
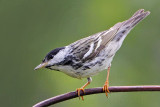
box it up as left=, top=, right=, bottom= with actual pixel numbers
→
left=35, top=9, right=150, bottom=100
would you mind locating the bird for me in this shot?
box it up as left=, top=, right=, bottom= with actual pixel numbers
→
left=34, top=9, right=150, bottom=100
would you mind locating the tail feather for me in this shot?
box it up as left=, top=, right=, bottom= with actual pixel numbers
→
left=111, top=9, right=150, bottom=31
left=123, top=9, right=150, bottom=28
left=112, top=9, right=150, bottom=42
left=131, top=9, right=145, bottom=17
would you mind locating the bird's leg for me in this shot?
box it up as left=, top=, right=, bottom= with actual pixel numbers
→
left=103, top=66, right=110, bottom=97
left=76, top=77, right=92, bottom=100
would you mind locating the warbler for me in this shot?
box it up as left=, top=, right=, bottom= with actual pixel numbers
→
left=35, top=9, right=150, bottom=100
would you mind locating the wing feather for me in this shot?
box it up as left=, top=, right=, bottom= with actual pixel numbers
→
left=70, top=27, right=120, bottom=61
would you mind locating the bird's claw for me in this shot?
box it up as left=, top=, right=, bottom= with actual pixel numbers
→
left=76, top=88, right=85, bottom=100
left=103, top=83, right=110, bottom=97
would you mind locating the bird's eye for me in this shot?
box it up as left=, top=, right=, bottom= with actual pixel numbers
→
left=48, top=55, right=53, bottom=60
left=42, top=59, right=45, bottom=62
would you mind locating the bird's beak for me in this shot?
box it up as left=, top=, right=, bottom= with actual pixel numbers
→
left=34, top=62, right=48, bottom=70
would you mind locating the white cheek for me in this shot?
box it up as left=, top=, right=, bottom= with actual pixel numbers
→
left=48, top=46, right=70, bottom=65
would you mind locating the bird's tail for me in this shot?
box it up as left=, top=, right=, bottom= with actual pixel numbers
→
left=123, top=9, right=150, bottom=29
left=112, top=9, right=150, bottom=42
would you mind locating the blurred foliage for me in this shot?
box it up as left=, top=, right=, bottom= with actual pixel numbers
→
left=0, top=0, right=160, bottom=107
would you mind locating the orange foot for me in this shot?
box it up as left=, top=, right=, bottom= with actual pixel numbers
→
left=76, top=88, right=85, bottom=100
left=103, top=83, right=110, bottom=97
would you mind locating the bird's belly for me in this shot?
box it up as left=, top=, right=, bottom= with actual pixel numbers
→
left=79, top=56, right=114, bottom=78
left=52, top=65, right=82, bottom=79
left=56, top=55, right=114, bottom=79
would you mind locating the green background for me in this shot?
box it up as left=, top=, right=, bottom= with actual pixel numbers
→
left=1, top=0, right=160, bottom=107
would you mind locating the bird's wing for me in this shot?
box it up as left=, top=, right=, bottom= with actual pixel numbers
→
left=70, top=27, right=120, bottom=61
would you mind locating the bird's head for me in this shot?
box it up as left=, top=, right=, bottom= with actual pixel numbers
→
left=34, top=47, right=66, bottom=70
